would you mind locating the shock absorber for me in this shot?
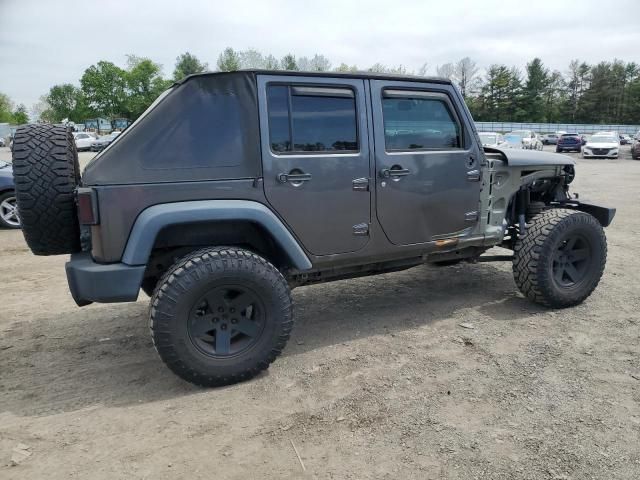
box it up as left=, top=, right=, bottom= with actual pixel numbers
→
left=517, top=187, right=529, bottom=236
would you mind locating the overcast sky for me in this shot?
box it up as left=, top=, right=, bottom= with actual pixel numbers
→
left=1, top=0, right=639, bottom=108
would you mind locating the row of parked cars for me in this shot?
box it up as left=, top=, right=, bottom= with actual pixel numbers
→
left=73, top=131, right=121, bottom=152
left=542, top=132, right=634, bottom=145
left=478, top=130, right=545, bottom=150
left=480, top=129, right=639, bottom=159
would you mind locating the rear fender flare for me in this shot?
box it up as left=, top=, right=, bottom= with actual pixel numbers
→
left=121, top=200, right=312, bottom=270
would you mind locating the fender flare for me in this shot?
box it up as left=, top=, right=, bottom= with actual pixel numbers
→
left=121, top=200, right=312, bottom=270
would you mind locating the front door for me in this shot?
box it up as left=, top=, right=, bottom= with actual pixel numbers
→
left=370, top=80, right=482, bottom=245
left=258, top=75, right=371, bottom=256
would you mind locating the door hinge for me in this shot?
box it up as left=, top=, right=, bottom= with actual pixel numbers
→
left=352, top=223, right=369, bottom=236
left=467, top=169, right=481, bottom=182
left=465, top=211, right=479, bottom=222
left=352, top=177, right=369, bottom=191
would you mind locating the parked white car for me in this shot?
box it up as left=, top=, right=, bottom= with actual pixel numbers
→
left=506, top=130, right=543, bottom=150
left=73, top=132, right=96, bottom=152
left=582, top=133, right=620, bottom=159
left=478, top=132, right=509, bottom=148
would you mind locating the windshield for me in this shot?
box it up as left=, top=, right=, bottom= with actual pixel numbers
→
left=590, top=135, right=616, bottom=143
left=505, top=134, right=523, bottom=143
left=479, top=134, right=497, bottom=144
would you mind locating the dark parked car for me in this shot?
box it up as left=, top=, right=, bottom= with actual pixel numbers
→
left=0, top=161, right=20, bottom=229
left=90, top=131, right=121, bottom=151
left=632, top=137, right=640, bottom=160
left=11, top=71, right=615, bottom=387
left=556, top=133, right=582, bottom=153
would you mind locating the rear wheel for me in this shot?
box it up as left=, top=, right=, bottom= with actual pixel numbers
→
left=150, top=247, right=293, bottom=387
left=513, top=209, right=606, bottom=308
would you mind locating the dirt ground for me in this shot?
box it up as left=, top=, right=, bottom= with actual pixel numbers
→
left=0, top=145, right=639, bottom=479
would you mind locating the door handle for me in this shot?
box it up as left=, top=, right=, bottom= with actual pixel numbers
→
left=380, top=167, right=410, bottom=179
left=277, top=172, right=312, bottom=184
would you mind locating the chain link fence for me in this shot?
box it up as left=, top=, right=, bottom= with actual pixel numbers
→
left=475, top=122, right=639, bottom=135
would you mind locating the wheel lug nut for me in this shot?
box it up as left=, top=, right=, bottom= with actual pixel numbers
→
left=221, top=324, right=227, bottom=330
left=230, top=308, right=235, bottom=313
left=231, top=318, right=237, bottom=324
left=213, top=317, right=218, bottom=322
left=218, top=307, right=224, bottom=313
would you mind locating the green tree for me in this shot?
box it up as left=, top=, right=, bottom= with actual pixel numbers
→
left=334, top=63, right=359, bottom=72
left=0, top=92, right=15, bottom=123
left=125, top=55, right=171, bottom=118
left=281, top=54, right=298, bottom=71
left=542, top=71, right=566, bottom=123
left=239, top=48, right=265, bottom=69
left=522, top=58, right=549, bottom=122
left=217, top=47, right=241, bottom=71
left=81, top=61, right=128, bottom=117
left=473, top=65, right=523, bottom=121
left=44, top=84, right=89, bottom=122
left=173, top=52, right=208, bottom=81
left=367, top=63, right=388, bottom=73
left=264, top=54, right=280, bottom=70
left=12, top=104, right=28, bottom=124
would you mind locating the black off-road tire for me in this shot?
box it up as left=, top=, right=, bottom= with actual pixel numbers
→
left=11, top=124, right=81, bottom=255
left=150, top=247, right=293, bottom=387
left=513, top=209, right=607, bottom=308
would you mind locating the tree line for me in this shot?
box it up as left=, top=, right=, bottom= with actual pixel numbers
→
left=2, top=48, right=639, bottom=127
left=0, top=93, right=29, bottom=125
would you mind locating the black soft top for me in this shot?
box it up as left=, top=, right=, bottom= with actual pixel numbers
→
left=173, top=69, right=453, bottom=87
left=82, top=70, right=452, bottom=186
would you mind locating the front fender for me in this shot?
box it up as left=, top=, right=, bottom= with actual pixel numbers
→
left=121, top=200, right=312, bottom=269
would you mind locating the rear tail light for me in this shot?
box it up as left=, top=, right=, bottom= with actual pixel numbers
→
left=76, top=188, right=99, bottom=225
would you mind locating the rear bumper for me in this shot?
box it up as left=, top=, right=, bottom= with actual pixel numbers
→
left=65, top=252, right=145, bottom=306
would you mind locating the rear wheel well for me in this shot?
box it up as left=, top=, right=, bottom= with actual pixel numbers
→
left=142, top=220, right=293, bottom=291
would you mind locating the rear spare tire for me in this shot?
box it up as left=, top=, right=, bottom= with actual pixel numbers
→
left=11, top=124, right=81, bottom=255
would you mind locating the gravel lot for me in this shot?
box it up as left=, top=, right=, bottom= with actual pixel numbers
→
left=0, top=145, right=639, bottom=479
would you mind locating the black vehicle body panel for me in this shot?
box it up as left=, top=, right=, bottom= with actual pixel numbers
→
left=0, top=162, right=15, bottom=193
left=82, top=72, right=262, bottom=185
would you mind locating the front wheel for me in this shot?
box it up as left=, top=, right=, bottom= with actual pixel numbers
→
left=150, top=247, right=293, bottom=387
left=513, top=209, right=607, bottom=308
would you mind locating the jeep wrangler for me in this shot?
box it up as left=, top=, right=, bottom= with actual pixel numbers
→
left=12, top=71, right=615, bottom=387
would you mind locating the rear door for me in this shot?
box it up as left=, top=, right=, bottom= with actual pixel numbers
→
left=370, top=80, right=482, bottom=245
left=258, top=75, right=371, bottom=256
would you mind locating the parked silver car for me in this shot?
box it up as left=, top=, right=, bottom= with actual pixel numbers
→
left=507, top=130, right=543, bottom=150
left=478, top=132, right=509, bottom=148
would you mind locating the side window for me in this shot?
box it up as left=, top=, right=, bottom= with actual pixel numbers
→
left=267, top=85, right=358, bottom=153
left=382, top=90, right=462, bottom=151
